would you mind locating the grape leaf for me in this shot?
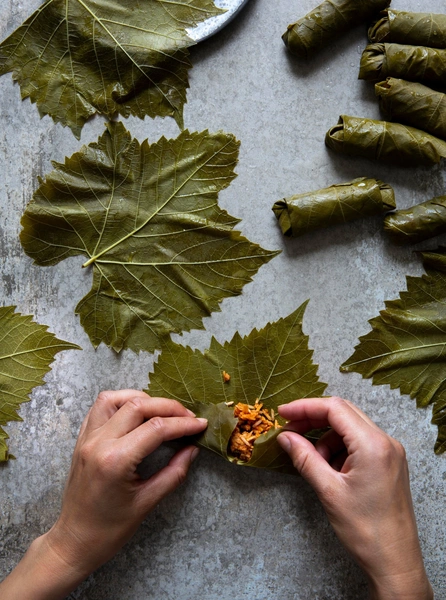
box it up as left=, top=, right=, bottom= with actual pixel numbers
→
left=0, top=306, right=80, bottom=462
left=20, top=122, right=278, bottom=353
left=0, top=0, right=224, bottom=137
left=147, top=302, right=328, bottom=473
left=341, top=249, right=446, bottom=454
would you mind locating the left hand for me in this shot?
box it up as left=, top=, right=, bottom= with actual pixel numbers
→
left=50, top=389, right=208, bottom=572
left=0, top=390, right=207, bottom=600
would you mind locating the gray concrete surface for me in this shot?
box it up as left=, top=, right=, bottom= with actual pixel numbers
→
left=0, top=0, right=445, bottom=598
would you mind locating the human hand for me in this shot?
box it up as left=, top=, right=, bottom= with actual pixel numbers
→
left=50, top=390, right=207, bottom=572
left=0, top=390, right=207, bottom=600
left=277, top=397, right=433, bottom=600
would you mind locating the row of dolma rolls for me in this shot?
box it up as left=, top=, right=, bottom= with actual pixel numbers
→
left=279, top=4, right=446, bottom=245
left=273, top=178, right=446, bottom=246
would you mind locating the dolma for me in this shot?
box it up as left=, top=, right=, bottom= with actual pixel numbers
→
left=375, top=78, right=446, bottom=141
left=384, top=196, right=446, bottom=245
left=147, top=305, right=329, bottom=474
left=369, top=10, right=446, bottom=48
left=359, top=43, right=446, bottom=87
left=325, top=115, right=446, bottom=166
left=273, top=178, right=395, bottom=238
left=282, top=0, right=390, bottom=59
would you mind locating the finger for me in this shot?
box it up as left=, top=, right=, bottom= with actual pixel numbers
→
left=278, top=431, right=337, bottom=493
left=78, top=408, right=92, bottom=438
left=314, top=428, right=346, bottom=462
left=121, top=416, right=208, bottom=464
left=101, top=396, right=196, bottom=439
left=278, top=397, right=373, bottom=444
left=136, top=446, right=199, bottom=514
left=343, top=399, right=382, bottom=432
left=86, top=390, right=152, bottom=431
left=283, top=418, right=331, bottom=435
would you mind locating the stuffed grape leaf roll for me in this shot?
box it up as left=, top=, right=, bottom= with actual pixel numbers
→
left=369, top=10, right=446, bottom=48
left=283, top=0, right=390, bottom=59
left=384, top=196, right=446, bottom=245
left=375, top=78, right=446, bottom=141
left=359, top=43, right=446, bottom=87
left=325, top=115, right=446, bottom=166
left=273, top=178, right=395, bottom=238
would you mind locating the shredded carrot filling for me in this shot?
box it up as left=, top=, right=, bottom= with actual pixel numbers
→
left=228, top=399, right=281, bottom=462
left=222, top=370, right=231, bottom=383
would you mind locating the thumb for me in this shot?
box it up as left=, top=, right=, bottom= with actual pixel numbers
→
left=278, top=431, right=336, bottom=493
left=137, top=446, right=199, bottom=515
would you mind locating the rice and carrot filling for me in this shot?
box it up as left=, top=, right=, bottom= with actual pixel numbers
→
left=228, top=399, right=281, bottom=462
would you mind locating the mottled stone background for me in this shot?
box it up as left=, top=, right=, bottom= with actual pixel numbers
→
left=0, top=1, right=445, bottom=598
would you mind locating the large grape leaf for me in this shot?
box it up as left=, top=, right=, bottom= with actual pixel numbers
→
left=147, top=302, right=328, bottom=473
left=0, top=306, right=80, bottom=462
left=0, top=0, right=224, bottom=137
left=341, top=248, right=446, bottom=454
left=20, top=122, right=278, bottom=353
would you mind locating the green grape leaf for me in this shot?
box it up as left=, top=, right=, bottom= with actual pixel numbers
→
left=341, top=248, right=446, bottom=454
left=147, top=302, right=328, bottom=473
left=0, top=306, right=80, bottom=462
left=20, top=122, right=278, bottom=353
left=0, top=0, right=224, bottom=137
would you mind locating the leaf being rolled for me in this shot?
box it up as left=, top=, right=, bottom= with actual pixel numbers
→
left=0, top=306, right=80, bottom=462
left=282, top=0, right=390, bottom=59
left=384, top=196, right=446, bottom=245
left=20, top=122, right=278, bottom=354
left=273, top=177, right=395, bottom=238
left=0, top=0, right=224, bottom=137
left=147, top=303, right=328, bottom=473
left=359, top=43, right=446, bottom=87
left=369, top=9, right=446, bottom=48
left=376, top=79, right=446, bottom=141
left=325, top=115, right=446, bottom=166
left=341, top=249, right=446, bottom=454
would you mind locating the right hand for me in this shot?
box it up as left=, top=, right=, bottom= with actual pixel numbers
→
left=277, top=397, right=433, bottom=600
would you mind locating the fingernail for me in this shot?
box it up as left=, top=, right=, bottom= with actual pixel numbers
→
left=196, top=418, right=208, bottom=425
left=277, top=433, right=291, bottom=452
left=190, top=447, right=200, bottom=463
left=186, top=409, right=196, bottom=417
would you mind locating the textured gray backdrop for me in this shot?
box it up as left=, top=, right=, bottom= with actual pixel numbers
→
left=0, top=0, right=445, bottom=598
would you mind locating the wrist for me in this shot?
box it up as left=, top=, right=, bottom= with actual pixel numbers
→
left=0, top=530, right=89, bottom=600
left=44, top=518, right=101, bottom=579
left=340, top=522, right=433, bottom=600
left=362, top=537, right=432, bottom=600
left=368, top=570, right=433, bottom=600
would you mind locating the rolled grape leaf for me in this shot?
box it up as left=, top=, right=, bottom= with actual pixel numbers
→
left=376, top=78, right=446, bottom=141
left=0, top=306, right=80, bottom=462
left=0, top=0, right=223, bottom=137
left=325, top=115, right=446, bottom=166
left=147, top=302, right=328, bottom=473
left=20, top=122, right=278, bottom=354
left=341, top=249, right=446, bottom=454
left=369, top=9, right=446, bottom=48
left=384, top=196, right=446, bottom=245
left=282, top=0, right=390, bottom=59
left=359, top=43, right=446, bottom=87
left=273, top=177, right=395, bottom=238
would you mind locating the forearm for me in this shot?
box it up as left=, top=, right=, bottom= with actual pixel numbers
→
left=0, top=532, right=88, bottom=600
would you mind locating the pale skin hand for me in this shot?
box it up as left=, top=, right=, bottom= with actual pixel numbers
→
left=0, top=390, right=208, bottom=600
left=277, top=397, right=433, bottom=600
